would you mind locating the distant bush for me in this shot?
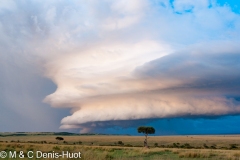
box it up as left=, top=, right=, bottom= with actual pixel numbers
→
left=180, top=143, right=193, bottom=149
left=210, top=144, right=216, bottom=149
left=203, top=144, right=209, bottom=148
left=117, top=141, right=124, bottom=145
left=56, top=137, right=64, bottom=141
left=154, top=143, right=158, bottom=147
left=173, top=143, right=179, bottom=148
left=229, top=144, right=238, bottom=149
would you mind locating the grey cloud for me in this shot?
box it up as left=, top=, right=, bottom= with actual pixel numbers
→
left=0, top=55, right=70, bottom=132
left=136, top=42, right=240, bottom=91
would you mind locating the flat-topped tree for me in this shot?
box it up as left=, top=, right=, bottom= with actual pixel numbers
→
left=138, top=126, right=155, bottom=147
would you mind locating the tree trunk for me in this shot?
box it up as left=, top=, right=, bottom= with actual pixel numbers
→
left=144, top=134, right=148, bottom=148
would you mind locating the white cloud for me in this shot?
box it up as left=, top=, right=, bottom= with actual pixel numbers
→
left=0, top=0, right=16, bottom=12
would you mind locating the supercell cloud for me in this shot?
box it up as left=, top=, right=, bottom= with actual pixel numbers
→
left=1, top=0, right=240, bottom=133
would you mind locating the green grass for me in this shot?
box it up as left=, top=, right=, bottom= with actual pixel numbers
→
left=1, top=143, right=240, bottom=160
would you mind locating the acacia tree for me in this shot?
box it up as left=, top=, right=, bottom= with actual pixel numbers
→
left=137, top=126, right=155, bottom=147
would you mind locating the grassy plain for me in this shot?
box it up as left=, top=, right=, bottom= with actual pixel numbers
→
left=1, top=133, right=240, bottom=159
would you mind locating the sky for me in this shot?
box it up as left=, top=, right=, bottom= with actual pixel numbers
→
left=1, top=0, right=240, bottom=135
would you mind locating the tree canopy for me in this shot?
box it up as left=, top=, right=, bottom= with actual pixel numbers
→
left=137, top=126, right=155, bottom=135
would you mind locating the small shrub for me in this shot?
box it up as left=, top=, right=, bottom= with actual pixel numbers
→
left=229, top=144, right=238, bottom=149
left=55, top=137, right=64, bottom=141
left=117, top=141, right=124, bottom=145
left=203, top=144, right=209, bottom=148
left=180, top=143, right=193, bottom=149
left=173, top=143, right=179, bottom=148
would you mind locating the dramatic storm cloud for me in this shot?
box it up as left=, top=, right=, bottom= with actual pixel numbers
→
left=1, top=0, right=240, bottom=133
left=58, top=43, right=240, bottom=132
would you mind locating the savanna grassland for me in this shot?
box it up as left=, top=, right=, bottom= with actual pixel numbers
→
left=1, top=133, right=240, bottom=160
